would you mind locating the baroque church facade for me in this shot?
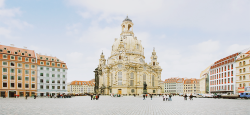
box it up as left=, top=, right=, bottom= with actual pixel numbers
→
left=95, top=16, right=162, bottom=95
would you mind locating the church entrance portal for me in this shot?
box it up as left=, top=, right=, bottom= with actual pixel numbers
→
left=118, top=89, right=122, bottom=94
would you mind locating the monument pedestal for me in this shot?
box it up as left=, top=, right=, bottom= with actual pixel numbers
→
left=143, top=89, right=147, bottom=94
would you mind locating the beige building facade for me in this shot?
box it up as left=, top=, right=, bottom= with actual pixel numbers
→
left=97, top=16, right=162, bottom=95
left=200, top=65, right=212, bottom=94
left=236, top=50, right=250, bottom=93
left=183, top=78, right=200, bottom=94
left=67, top=81, right=95, bottom=94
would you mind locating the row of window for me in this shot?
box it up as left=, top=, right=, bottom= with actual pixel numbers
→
left=238, top=75, right=249, bottom=81
left=210, top=71, right=234, bottom=80
left=2, top=75, right=36, bottom=81
left=39, top=61, right=65, bottom=67
left=210, top=85, right=234, bottom=91
left=210, top=64, right=234, bottom=74
left=39, top=73, right=66, bottom=78
left=40, top=85, right=65, bottom=89
left=2, top=55, right=35, bottom=62
left=0, top=48, right=31, bottom=54
left=39, top=67, right=66, bottom=72
left=210, top=78, right=234, bottom=85
left=39, top=57, right=60, bottom=62
left=2, top=82, right=35, bottom=88
left=39, top=79, right=66, bottom=84
left=238, top=83, right=249, bottom=87
left=239, top=68, right=249, bottom=73
left=2, top=62, right=36, bottom=68
left=2, top=68, right=36, bottom=74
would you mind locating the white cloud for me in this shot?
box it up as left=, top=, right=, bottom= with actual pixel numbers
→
left=66, top=52, right=84, bottom=63
left=191, top=40, right=220, bottom=53
left=226, top=44, right=250, bottom=55
left=68, top=0, right=250, bottom=32
left=0, top=0, right=4, bottom=8
left=0, top=27, right=10, bottom=38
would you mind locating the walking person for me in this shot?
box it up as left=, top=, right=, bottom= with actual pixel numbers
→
left=169, top=94, right=172, bottom=101
left=25, top=94, right=28, bottom=100
left=34, top=94, right=36, bottom=99
left=166, top=94, right=169, bottom=101
left=93, top=95, right=96, bottom=100
left=163, top=94, right=166, bottom=101
left=190, top=94, right=193, bottom=100
left=150, top=94, right=153, bottom=100
left=143, top=94, right=145, bottom=100
left=91, top=94, right=93, bottom=100
left=184, top=94, right=187, bottom=100
left=146, top=94, right=147, bottom=98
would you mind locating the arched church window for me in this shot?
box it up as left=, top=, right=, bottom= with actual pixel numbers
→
left=143, top=73, right=146, bottom=84
left=130, top=72, right=134, bottom=79
left=118, top=71, right=122, bottom=86
left=128, top=24, right=131, bottom=31
left=130, top=72, right=134, bottom=86
left=152, top=75, right=155, bottom=87
left=137, top=44, right=139, bottom=49
left=153, top=62, right=155, bottom=66
left=119, top=56, right=121, bottom=60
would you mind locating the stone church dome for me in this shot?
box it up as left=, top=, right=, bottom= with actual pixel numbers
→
left=111, top=16, right=144, bottom=57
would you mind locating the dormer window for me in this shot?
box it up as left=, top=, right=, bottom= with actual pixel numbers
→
left=40, top=61, right=44, bottom=65
left=18, top=57, right=22, bottom=61
left=28, top=54, right=31, bottom=56
left=40, top=57, right=42, bottom=59
left=52, top=59, right=54, bottom=61
left=4, top=48, right=6, bottom=50
left=25, top=58, right=29, bottom=62
left=57, top=63, right=60, bottom=67
left=63, top=65, right=65, bottom=67
left=22, top=53, right=24, bottom=55
left=32, top=59, right=35, bottom=62
left=57, top=59, right=59, bottom=62
left=7, top=51, right=11, bottom=53
left=15, top=52, right=18, bottom=54
left=18, top=50, right=20, bottom=52
left=0, top=49, right=2, bottom=52
left=46, top=58, right=48, bottom=60
left=11, top=56, right=15, bottom=60
left=25, top=51, right=27, bottom=53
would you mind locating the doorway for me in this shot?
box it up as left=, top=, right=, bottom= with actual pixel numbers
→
left=9, top=91, right=16, bottom=97
left=118, top=89, right=122, bottom=94
left=1, top=91, right=5, bottom=97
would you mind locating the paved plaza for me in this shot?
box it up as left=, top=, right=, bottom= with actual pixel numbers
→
left=0, top=96, right=249, bottom=115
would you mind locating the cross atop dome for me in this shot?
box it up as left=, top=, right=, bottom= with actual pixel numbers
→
left=123, top=16, right=132, bottom=22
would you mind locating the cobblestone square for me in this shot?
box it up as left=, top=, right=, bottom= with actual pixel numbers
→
left=0, top=96, right=249, bottom=115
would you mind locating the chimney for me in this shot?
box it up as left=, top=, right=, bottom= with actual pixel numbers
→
left=10, top=44, right=14, bottom=47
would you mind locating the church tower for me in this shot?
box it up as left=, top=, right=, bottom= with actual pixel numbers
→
left=99, top=51, right=106, bottom=68
left=120, top=16, right=134, bottom=37
left=150, top=48, right=158, bottom=66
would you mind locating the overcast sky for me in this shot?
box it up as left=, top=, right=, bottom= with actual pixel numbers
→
left=1, top=0, right=250, bottom=82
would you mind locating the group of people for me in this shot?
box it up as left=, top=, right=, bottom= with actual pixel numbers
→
left=143, top=94, right=153, bottom=100
left=162, top=94, right=172, bottom=101
left=110, top=94, right=122, bottom=97
left=90, top=94, right=100, bottom=100
left=183, top=93, right=194, bottom=100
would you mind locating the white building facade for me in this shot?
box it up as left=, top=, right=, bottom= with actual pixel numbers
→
left=36, top=54, right=68, bottom=96
left=209, top=53, right=239, bottom=94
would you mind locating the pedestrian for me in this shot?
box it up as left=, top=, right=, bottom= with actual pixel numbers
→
left=190, top=94, right=193, bottom=100
left=54, top=94, right=56, bottom=99
left=25, top=94, right=28, bottom=100
left=184, top=94, right=187, bottom=100
left=34, top=94, right=36, bottom=99
left=143, top=94, right=145, bottom=100
left=169, top=94, right=172, bottom=101
left=166, top=94, right=169, bottom=101
left=96, top=95, right=98, bottom=100
left=93, top=95, right=96, bottom=100
left=91, top=94, right=93, bottom=100
left=146, top=94, right=147, bottom=98
left=150, top=94, right=153, bottom=100
left=163, top=94, right=166, bottom=101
